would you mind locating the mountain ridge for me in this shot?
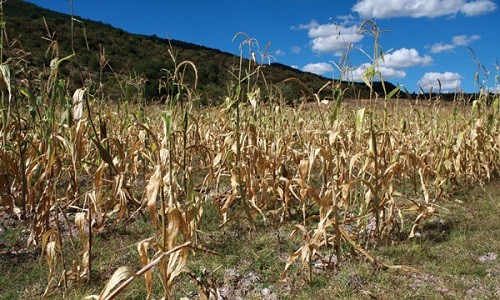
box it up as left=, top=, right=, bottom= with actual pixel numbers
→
left=4, top=0, right=391, bottom=103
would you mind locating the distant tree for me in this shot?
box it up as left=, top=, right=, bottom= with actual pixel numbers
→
left=199, top=62, right=220, bottom=85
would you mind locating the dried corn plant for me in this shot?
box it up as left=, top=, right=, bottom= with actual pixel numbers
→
left=0, top=7, right=499, bottom=298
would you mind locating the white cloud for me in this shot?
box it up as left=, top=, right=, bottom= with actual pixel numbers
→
left=430, top=34, right=481, bottom=53
left=274, top=49, right=285, bottom=56
left=452, top=34, right=481, bottom=46
left=345, top=48, right=428, bottom=82
left=298, top=20, right=363, bottom=55
left=341, top=48, right=431, bottom=85
left=418, top=72, right=462, bottom=91
left=461, top=0, right=497, bottom=16
left=302, top=62, right=334, bottom=75
left=290, top=46, right=302, bottom=54
left=353, top=0, right=497, bottom=19
left=348, top=63, right=407, bottom=81
left=336, top=14, right=356, bottom=23
left=381, top=48, right=433, bottom=68
left=485, top=85, right=500, bottom=94
left=430, top=43, right=456, bottom=53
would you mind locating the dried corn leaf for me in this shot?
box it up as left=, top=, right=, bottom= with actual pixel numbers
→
left=97, top=266, right=133, bottom=300
left=72, top=88, right=85, bottom=121
left=146, top=165, right=162, bottom=225
left=137, top=239, right=154, bottom=299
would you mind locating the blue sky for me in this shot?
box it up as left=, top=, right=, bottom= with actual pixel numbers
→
left=25, top=0, right=499, bottom=93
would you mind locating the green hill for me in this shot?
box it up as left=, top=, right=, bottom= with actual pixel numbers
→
left=3, top=0, right=390, bottom=103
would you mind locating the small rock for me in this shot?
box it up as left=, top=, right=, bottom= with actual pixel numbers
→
left=478, top=252, right=497, bottom=263
left=261, top=288, right=271, bottom=296
left=261, top=287, right=277, bottom=300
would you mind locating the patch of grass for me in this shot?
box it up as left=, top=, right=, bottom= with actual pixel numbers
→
left=1, top=180, right=498, bottom=299
left=313, top=179, right=500, bottom=300
left=0, top=214, right=155, bottom=299
left=0, top=250, right=45, bottom=299
left=174, top=178, right=497, bottom=300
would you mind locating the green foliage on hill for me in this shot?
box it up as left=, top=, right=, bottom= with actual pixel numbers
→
left=4, top=0, right=388, bottom=103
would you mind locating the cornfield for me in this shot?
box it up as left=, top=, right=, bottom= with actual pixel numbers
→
left=0, top=8, right=499, bottom=300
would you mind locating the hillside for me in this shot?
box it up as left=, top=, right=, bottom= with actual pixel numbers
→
left=3, top=0, right=388, bottom=103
